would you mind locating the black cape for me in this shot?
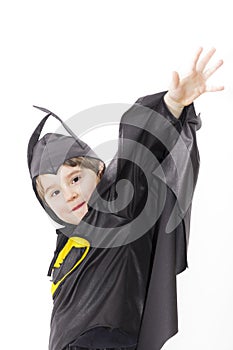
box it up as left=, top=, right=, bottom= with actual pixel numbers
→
left=27, top=91, right=201, bottom=350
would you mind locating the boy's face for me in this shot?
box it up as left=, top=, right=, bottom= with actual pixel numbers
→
left=38, top=164, right=101, bottom=225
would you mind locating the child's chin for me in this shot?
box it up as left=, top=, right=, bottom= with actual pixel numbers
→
left=68, top=207, right=88, bottom=225
left=64, top=216, right=82, bottom=226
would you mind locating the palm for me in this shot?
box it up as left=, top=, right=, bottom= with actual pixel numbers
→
left=168, top=47, right=224, bottom=106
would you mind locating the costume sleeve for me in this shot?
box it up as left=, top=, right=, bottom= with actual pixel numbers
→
left=114, top=90, right=201, bottom=246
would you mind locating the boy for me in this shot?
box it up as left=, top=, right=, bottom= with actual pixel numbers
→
left=28, top=48, right=223, bottom=350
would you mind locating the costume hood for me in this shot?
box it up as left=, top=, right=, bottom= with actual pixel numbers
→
left=27, top=105, right=104, bottom=228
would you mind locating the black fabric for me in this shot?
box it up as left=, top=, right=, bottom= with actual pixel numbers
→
left=65, top=347, right=136, bottom=350
left=68, top=326, right=137, bottom=349
left=64, top=346, right=136, bottom=350
left=28, top=91, right=201, bottom=350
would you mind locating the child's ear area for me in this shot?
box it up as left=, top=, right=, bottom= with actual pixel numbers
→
left=97, top=161, right=105, bottom=179
left=97, top=161, right=105, bottom=180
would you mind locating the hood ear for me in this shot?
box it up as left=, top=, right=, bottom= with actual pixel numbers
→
left=28, top=106, right=93, bottom=179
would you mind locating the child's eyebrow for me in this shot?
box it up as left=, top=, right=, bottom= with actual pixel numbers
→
left=66, top=170, right=82, bottom=179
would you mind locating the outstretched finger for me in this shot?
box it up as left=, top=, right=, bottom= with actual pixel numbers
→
left=205, top=85, right=225, bottom=92
left=204, top=59, right=224, bottom=80
left=191, top=47, right=203, bottom=71
left=196, top=47, right=216, bottom=72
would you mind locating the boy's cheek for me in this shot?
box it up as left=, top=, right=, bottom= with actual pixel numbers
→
left=49, top=201, right=65, bottom=216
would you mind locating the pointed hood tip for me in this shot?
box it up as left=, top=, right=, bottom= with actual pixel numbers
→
left=32, top=105, right=54, bottom=114
left=33, top=105, right=43, bottom=110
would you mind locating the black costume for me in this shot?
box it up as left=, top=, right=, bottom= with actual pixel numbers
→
left=27, top=91, right=201, bottom=350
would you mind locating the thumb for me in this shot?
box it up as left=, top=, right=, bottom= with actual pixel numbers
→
left=170, top=71, right=180, bottom=90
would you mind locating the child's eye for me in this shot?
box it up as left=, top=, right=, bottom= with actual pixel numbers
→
left=72, top=176, right=81, bottom=184
left=51, top=190, right=60, bottom=197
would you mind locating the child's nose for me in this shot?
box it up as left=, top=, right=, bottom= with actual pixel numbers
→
left=62, top=186, right=79, bottom=202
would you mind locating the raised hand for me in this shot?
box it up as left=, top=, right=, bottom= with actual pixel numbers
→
left=164, top=47, right=224, bottom=118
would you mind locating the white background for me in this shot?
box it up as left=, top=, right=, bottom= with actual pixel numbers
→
left=1, top=1, right=232, bottom=349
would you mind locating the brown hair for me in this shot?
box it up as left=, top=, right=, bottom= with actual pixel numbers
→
left=36, top=156, right=105, bottom=202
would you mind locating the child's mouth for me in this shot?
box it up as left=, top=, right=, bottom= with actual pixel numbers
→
left=72, top=202, right=85, bottom=211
